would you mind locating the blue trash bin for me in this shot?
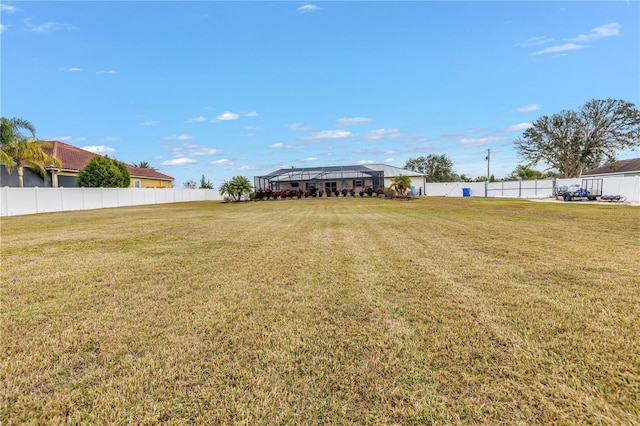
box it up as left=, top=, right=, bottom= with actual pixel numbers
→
left=462, top=188, right=471, bottom=197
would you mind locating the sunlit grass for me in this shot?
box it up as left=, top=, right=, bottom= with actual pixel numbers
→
left=2, top=198, right=639, bottom=424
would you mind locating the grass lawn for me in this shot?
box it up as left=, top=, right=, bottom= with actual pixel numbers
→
left=1, top=197, right=639, bottom=424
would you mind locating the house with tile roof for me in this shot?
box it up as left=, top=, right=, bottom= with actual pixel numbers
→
left=583, top=158, right=640, bottom=178
left=1, top=141, right=174, bottom=188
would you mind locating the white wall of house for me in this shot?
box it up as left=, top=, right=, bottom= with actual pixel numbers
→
left=383, top=176, right=424, bottom=195
left=1, top=187, right=222, bottom=217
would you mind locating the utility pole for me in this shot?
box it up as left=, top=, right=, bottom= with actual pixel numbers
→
left=485, top=148, right=490, bottom=197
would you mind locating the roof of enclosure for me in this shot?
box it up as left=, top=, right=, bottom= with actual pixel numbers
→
left=256, top=164, right=423, bottom=182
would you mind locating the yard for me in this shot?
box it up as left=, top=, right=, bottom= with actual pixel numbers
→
left=1, top=197, right=638, bottom=424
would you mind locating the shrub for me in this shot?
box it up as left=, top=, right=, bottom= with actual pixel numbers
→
left=76, top=156, right=130, bottom=188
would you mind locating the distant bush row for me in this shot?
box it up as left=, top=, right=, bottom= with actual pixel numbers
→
left=250, top=187, right=387, bottom=200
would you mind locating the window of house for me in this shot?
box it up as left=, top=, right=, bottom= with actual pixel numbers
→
left=325, top=182, right=337, bottom=191
left=134, top=180, right=141, bottom=188
left=355, top=180, right=363, bottom=188
left=291, top=182, right=299, bottom=188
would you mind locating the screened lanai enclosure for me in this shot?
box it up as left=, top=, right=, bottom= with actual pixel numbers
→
left=254, top=165, right=385, bottom=192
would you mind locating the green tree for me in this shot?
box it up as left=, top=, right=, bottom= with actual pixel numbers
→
left=405, top=154, right=456, bottom=182
left=515, top=98, right=640, bottom=178
left=76, top=156, right=131, bottom=188
left=389, top=174, right=412, bottom=197
left=199, top=174, right=214, bottom=189
left=132, top=161, right=157, bottom=171
left=219, top=175, right=252, bottom=201
left=0, top=117, right=62, bottom=187
left=507, top=165, right=548, bottom=180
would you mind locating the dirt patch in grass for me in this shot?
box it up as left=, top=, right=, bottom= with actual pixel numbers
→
left=1, top=198, right=638, bottom=424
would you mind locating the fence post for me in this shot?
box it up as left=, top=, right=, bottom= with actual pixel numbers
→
left=519, top=179, right=522, bottom=198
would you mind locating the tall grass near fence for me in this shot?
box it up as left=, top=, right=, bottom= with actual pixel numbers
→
left=1, top=198, right=638, bottom=424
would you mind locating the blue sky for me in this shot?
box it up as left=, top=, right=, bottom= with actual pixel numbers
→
left=2, top=1, right=639, bottom=187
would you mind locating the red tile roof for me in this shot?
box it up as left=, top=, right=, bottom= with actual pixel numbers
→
left=583, top=158, right=640, bottom=175
left=44, top=141, right=174, bottom=181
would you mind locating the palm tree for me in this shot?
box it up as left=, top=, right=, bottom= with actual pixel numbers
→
left=132, top=161, right=157, bottom=171
left=1, top=117, right=62, bottom=187
left=389, top=174, right=412, bottom=197
left=219, top=176, right=252, bottom=201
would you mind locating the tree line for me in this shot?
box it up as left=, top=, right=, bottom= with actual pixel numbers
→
left=404, top=98, right=640, bottom=180
left=3, top=98, right=639, bottom=190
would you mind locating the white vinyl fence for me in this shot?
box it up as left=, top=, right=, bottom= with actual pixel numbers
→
left=1, top=187, right=222, bottom=217
left=424, top=176, right=640, bottom=205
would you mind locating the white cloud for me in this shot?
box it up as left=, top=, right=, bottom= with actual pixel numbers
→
left=187, top=116, right=207, bottom=123
left=245, top=111, right=258, bottom=117
left=1, top=4, right=18, bottom=13
left=210, top=159, right=234, bottom=166
left=161, top=158, right=197, bottom=166
left=504, top=122, right=533, bottom=132
left=384, top=158, right=395, bottom=163
left=530, top=43, right=586, bottom=56
left=213, top=111, right=239, bottom=121
left=171, top=144, right=223, bottom=156
left=300, top=157, right=317, bottom=162
left=297, top=4, right=321, bottom=13
left=302, top=130, right=351, bottom=139
left=140, top=120, right=160, bottom=126
left=362, top=128, right=399, bottom=140
left=164, top=134, right=193, bottom=141
left=81, top=145, right=116, bottom=155
left=97, top=70, right=117, bottom=75
left=25, top=19, right=76, bottom=33
left=336, top=117, right=372, bottom=126
left=289, top=122, right=313, bottom=131
left=515, top=104, right=541, bottom=113
left=192, top=148, right=223, bottom=156
left=55, top=136, right=87, bottom=143
left=357, top=160, right=375, bottom=165
left=570, top=22, right=620, bottom=42
left=0, top=24, right=7, bottom=34
left=269, top=142, right=303, bottom=149
left=459, top=136, right=506, bottom=147
left=60, top=67, right=81, bottom=72
left=519, top=36, right=554, bottom=47
left=236, top=165, right=260, bottom=171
